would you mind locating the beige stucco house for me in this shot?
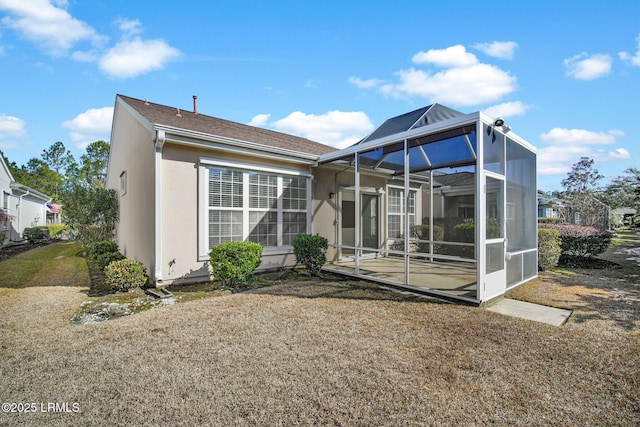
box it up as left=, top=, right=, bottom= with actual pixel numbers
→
left=107, top=95, right=538, bottom=304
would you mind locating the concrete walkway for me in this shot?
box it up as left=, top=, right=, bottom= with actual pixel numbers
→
left=485, top=298, right=572, bottom=326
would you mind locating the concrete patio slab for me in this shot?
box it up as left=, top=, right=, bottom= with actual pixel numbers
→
left=485, top=298, right=572, bottom=326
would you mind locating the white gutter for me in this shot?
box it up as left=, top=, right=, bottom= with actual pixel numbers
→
left=154, top=124, right=321, bottom=165
left=17, top=189, right=30, bottom=239
left=154, top=130, right=166, bottom=285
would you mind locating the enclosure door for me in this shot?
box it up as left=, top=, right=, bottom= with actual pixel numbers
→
left=361, top=194, right=379, bottom=250
left=340, top=191, right=379, bottom=260
left=484, top=175, right=506, bottom=299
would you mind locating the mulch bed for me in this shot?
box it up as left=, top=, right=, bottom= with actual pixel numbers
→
left=559, top=255, right=621, bottom=269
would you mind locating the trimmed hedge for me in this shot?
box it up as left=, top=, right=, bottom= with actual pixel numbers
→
left=88, top=240, right=120, bottom=260
left=538, top=228, right=561, bottom=271
left=87, top=240, right=125, bottom=271
left=23, top=227, right=49, bottom=242
left=209, top=241, right=262, bottom=287
left=538, top=217, right=563, bottom=224
left=293, top=234, right=328, bottom=276
left=410, top=224, right=445, bottom=253
left=104, top=259, right=148, bottom=291
left=539, top=223, right=612, bottom=258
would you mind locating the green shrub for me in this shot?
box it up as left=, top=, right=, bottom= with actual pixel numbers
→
left=41, top=224, right=68, bottom=238
left=104, top=259, right=148, bottom=291
left=292, top=234, right=328, bottom=276
left=538, top=217, right=564, bottom=224
left=23, top=227, right=49, bottom=242
left=410, top=224, right=444, bottom=253
left=209, top=241, right=263, bottom=287
left=88, top=240, right=120, bottom=260
left=538, top=228, right=561, bottom=271
left=539, top=223, right=612, bottom=258
left=0, top=230, right=5, bottom=245
left=96, top=251, right=126, bottom=271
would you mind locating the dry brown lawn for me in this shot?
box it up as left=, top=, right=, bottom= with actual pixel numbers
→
left=1, top=234, right=639, bottom=426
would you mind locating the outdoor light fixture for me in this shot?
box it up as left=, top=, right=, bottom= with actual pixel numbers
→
left=487, top=117, right=511, bottom=142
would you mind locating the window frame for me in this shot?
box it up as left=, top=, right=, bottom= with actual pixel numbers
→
left=198, top=158, right=311, bottom=260
left=386, top=185, right=417, bottom=241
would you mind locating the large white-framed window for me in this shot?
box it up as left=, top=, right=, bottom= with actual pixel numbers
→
left=387, top=186, right=416, bottom=240
left=199, top=158, right=311, bottom=259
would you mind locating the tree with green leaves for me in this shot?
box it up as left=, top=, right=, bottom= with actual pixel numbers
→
left=560, top=157, right=608, bottom=228
left=62, top=183, right=119, bottom=247
left=604, top=167, right=640, bottom=211
left=42, top=141, right=75, bottom=176
left=78, top=140, right=110, bottom=187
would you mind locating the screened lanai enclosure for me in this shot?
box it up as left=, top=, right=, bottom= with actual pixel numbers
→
left=313, top=104, right=537, bottom=304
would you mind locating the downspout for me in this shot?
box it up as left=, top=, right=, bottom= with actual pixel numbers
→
left=17, top=189, right=30, bottom=240
left=154, top=130, right=166, bottom=286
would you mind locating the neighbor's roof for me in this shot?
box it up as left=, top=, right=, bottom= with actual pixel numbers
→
left=117, top=95, right=337, bottom=157
left=355, top=103, right=463, bottom=146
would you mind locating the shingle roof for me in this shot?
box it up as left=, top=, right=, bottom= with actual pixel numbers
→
left=118, top=95, right=337, bottom=157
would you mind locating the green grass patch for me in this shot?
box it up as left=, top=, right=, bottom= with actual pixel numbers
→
left=0, top=241, right=88, bottom=288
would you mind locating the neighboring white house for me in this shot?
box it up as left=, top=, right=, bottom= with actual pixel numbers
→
left=0, top=155, right=52, bottom=244
left=107, top=95, right=538, bottom=304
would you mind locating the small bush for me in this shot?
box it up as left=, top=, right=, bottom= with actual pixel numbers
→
left=96, top=251, right=126, bottom=271
left=410, top=224, right=445, bottom=253
left=23, top=227, right=49, bottom=243
left=104, top=259, right=148, bottom=291
left=538, top=228, right=561, bottom=271
left=0, top=230, right=5, bottom=245
left=292, top=234, right=328, bottom=276
left=538, top=217, right=564, bottom=224
left=88, top=240, right=120, bottom=260
left=209, top=241, right=263, bottom=287
left=40, top=224, right=68, bottom=238
left=540, top=223, right=612, bottom=258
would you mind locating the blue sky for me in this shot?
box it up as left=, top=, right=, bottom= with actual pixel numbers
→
left=1, top=0, right=639, bottom=192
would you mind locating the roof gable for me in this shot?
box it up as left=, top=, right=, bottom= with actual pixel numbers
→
left=0, top=153, right=15, bottom=182
left=356, top=104, right=463, bottom=145
left=117, top=95, right=337, bottom=157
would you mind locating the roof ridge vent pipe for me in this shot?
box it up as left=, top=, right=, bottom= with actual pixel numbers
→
left=176, top=108, right=181, bottom=117
left=193, top=95, right=198, bottom=115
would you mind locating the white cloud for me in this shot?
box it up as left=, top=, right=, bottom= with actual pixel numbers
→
left=99, top=37, right=180, bottom=78
left=564, top=53, right=612, bottom=80
left=62, top=106, right=113, bottom=149
left=473, top=41, right=518, bottom=59
left=347, top=76, right=384, bottom=89
left=248, top=113, right=270, bottom=127
left=540, top=128, right=624, bottom=145
left=0, top=113, right=27, bottom=139
left=0, top=113, right=27, bottom=151
left=379, top=64, right=516, bottom=106
left=412, top=45, right=478, bottom=68
left=483, top=101, right=532, bottom=118
left=115, top=18, right=142, bottom=38
left=0, top=0, right=105, bottom=55
left=350, top=44, right=517, bottom=107
left=261, top=110, right=374, bottom=149
left=537, top=127, right=629, bottom=176
left=619, top=33, right=640, bottom=66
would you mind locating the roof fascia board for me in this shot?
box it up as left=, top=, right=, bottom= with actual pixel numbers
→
left=117, top=96, right=155, bottom=133
left=9, top=182, right=51, bottom=201
left=319, top=112, right=480, bottom=163
left=157, top=125, right=319, bottom=165
left=0, top=153, right=15, bottom=182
